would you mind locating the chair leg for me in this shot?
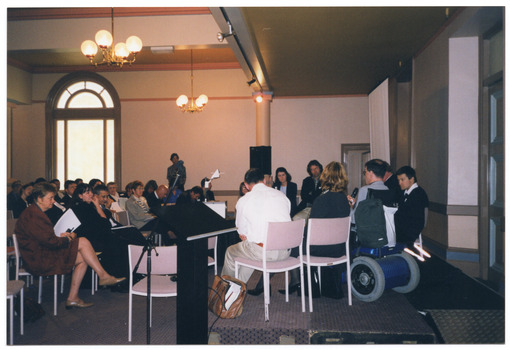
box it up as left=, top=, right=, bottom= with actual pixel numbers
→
left=264, top=272, right=270, bottom=322
left=20, top=286, right=24, bottom=335
left=128, top=292, right=132, bottom=342
left=307, top=265, right=313, bottom=312
left=284, top=271, right=289, bottom=302
left=54, top=275, right=58, bottom=316
left=299, top=266, right=305, bottom=313
left=346, top=263, right=352, bottom=306
left=8, top=295, right=13, bottom=345
left=38, top=276, right=43, bottom=304
left=91, top=269, right=95, bottom=295
left=61, top=274, right=65, bottom=294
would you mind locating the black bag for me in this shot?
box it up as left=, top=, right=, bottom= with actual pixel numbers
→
left=354, top=190, right=388, bottom=248
left=298, top=266, right=321, bottom=298
left=21, top=297, right=45, bottom=323
left=320, top=265, right=344, bottom=299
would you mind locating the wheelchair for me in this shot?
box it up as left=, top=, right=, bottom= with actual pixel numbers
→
left=349, top=243, right=420, bottom=302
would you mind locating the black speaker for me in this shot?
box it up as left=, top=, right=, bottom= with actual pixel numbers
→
left=250, top=146, right=272, bottom=175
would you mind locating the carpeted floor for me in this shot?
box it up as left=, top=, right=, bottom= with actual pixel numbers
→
left=7, top=253, right=505, bottom=345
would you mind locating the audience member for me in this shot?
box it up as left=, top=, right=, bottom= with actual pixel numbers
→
left=167, top=153, right=186, bottom=190
left=147, top=184, right=169, bottom=208
left=273, top=167, right=298, bottom=217
left=107, top=182, right=120, bottom=202
left=89, top=178, right=104, bottom=189
left=143, top=180, right=158, bottom=199
left=61, top=180, right=77, bottom=208
left=75, top=178, right=84, bottom=186
left=176, top=186, right=203, bottom=205
left=7, top=180, right=22, bottom=214
left=166, top=185, right=183, bottom=204
left=50, top=179, right=63, bottom=200
left=14, top=182, right=125, bottom=309
left=295, top=160, right=323, bottom=217
left=239, top=182, right=248, bottom=197
left=125, top=180, right=158, bottom=231
left=221, top=168, right=291, bottom=283
left=45, top=182, right=65, bottom=224
left=394, top=166, right=429, bottom=247
left=11, top=182, right=34, bottom=218
left=200, top=177, right=216, bottom=202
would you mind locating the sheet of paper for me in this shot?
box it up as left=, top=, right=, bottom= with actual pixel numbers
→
left=54, top=208, right=81, bottom=237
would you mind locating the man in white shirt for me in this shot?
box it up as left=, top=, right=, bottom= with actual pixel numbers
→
left=221, top=168, right=292, bottom=283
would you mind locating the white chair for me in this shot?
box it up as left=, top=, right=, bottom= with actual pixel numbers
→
left=208, top=236, right=218, bottom=275
left=7, top=279, right=25, bottom=345
left=115, top=211, right=130, bottom=226
left=303, top=217, right=352, bottom=312
left=7, top=210, right=14, bottom=219
left=234, top=219, right=306, bottom=321
left=13, top=234, right=61, bottom=316
left=128, top=244, right=177, bottom=342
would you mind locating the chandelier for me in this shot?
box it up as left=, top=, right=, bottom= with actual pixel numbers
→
left=80, top=8, right=142, bottom=68
left=176, top=50, right=208, bottom=113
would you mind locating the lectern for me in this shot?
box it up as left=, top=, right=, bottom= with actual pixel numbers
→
left=155, top=202, right=236, bottom=344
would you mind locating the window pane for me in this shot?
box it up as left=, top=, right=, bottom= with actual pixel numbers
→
left=85, top=81, right=105, bottom=94
left=57, top=90, right=71, bottom=109
left=67, top=120, right=104, bottom=182
left=106, top=120, right=115, bottom=183
left=56, top=120, right=65, bottom=182
left=101, top=90, right=114, bottom=108
left=67, top=82, right=86, bottom=94
left=68, top=92, right=103, bottom=108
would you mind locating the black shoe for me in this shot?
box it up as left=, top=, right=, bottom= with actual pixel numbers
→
left=247, top=285, right=271, bottom=296
left=278, top=283, right=300, bottom=295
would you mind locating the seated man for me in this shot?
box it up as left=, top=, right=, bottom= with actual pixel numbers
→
left=147, top=184, right=169, bottom=208
left=348, top=159, right=389, bottom=248
left=394, top=166, right=429, bottom=247
left=60, top=180, right=77, bottom=208
left=221, top=168, right=291, bottom=283
left=176, top=186, right=203, bottom=205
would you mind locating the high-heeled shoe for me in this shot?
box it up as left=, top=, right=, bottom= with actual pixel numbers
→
left=99, top=276, right=126, bottom=287
left=278, top=283, right=300, bottom=295
left=65, top=299, right=94, bottom=309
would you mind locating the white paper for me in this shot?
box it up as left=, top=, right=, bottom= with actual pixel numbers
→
left=383, top=205, right=398, bottom=247
left=110, top=201, right=123, bottom=213
left=54, top=208, right=81, bottom=237
left=224, top=280, right=241, bottom=310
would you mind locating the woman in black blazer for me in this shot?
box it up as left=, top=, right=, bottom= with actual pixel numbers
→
left=273, top=167, right=298, bottom=217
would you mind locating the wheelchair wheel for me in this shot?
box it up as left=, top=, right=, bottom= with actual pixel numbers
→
left=351, top=256, right=385, bottom=302
left=391, top=252, right=420, bottom=293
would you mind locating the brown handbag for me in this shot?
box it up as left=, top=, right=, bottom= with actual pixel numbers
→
left=208, top=275, right=247, bottom=319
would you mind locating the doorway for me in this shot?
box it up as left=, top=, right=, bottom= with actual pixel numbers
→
left=342, top=143, right=371, bottom=196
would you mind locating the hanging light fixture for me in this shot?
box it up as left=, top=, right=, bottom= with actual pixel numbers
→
left=81, top=8, right=142, bottom=68
left=177, top=50, right=208, bottom=113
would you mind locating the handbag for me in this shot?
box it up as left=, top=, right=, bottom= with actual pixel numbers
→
left=208, top=275, right=247, bottom=319
left=320, top=265, right=344, bottom=299
left=297, top=266, right=321, bottom=298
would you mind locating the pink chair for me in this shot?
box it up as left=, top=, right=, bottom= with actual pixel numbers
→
left=234, top=219, right=306, bottom=321
left=127, top=244, right=177, bottom=342
left=208, top=236, right=218, bottom=275
left=303, top=217, right=352, bottom=312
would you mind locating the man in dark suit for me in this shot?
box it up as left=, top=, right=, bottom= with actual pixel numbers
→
left=394, top=166, right=429, bottom=247
left=60, top=180, right=77, bottom=208
left=147, top=184, right=169, bottom=209
left=382, top=161, right=403, bottom=206
left=295, top=160, right=323, bottom=214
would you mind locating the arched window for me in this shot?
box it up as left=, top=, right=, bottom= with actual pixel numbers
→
left=46, top=72, right=121, bottom=185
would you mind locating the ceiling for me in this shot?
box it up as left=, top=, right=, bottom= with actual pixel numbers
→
left=7, top=7, right=460, bottom=97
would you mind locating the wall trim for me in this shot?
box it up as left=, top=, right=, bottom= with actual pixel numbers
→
left=429, top=201, right=478, bottom=216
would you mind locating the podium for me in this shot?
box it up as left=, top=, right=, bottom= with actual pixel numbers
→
left=155, top=202, right=236, bottom=344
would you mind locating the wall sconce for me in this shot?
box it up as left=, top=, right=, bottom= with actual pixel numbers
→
left=253, top=91, right=273, bottom=103
left=217, top=22, right=235, bottom=42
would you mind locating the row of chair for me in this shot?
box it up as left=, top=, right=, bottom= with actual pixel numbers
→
left=235, top=217, right=352, bottom=321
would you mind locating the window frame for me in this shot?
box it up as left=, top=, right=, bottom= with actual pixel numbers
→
left=45, top=71, right=121, bottom=185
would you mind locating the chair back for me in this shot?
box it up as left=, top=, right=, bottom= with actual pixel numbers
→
left=116, top=211, right=130, bottom=226
left=118, top=197, right=128, bottom=211
left=307, top=217, right=351, bottom=246
left=7, top=218, right=17, bottom=238
left=208, top=236, right=217, bottom=250
left=128, top=244, right=177, bottom=276
left=264, top=219, right=306, bottom=251
left=12, top=234, right=22, bottom=279
left=7, top=210, right=14, bottom=219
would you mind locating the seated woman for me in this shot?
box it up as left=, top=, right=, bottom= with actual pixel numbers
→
left=278, top=161, right=350, bottom=295
left=273, top=167, right=298, bottom=217
left=12, top=182, right=34, bottom=218
left=143, top=180, right=158, bottom=200
left=14, top=182, right=124, bottom=309
left=125, top=180, right=158, bottom=231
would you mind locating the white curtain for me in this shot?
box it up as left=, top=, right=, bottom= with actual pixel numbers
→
left=368, top=78, right=390, bottom=162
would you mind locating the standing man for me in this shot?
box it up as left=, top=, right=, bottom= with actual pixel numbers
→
left=382, top=161, right=403, bottom=206
left=221, top=168, right=291, bottom=283
left=394, top=166, right=429, bottom=247
left=295, top=160, right=323, bottom=216
left=167, top=153, right=186, bottom=190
